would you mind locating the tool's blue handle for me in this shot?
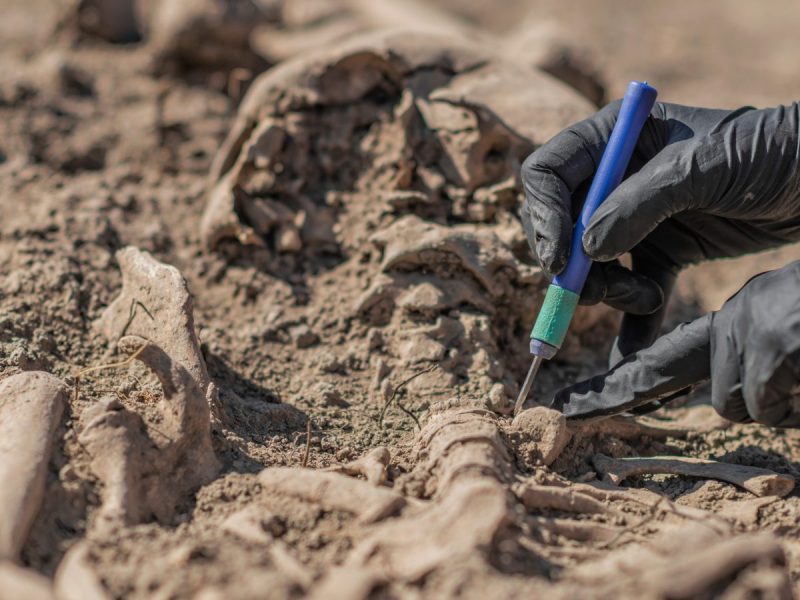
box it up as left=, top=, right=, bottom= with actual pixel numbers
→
left=552, top=81, right=658, bottom=294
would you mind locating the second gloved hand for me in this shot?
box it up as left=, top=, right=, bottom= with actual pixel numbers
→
left=554, top=261, right=800, bottom=428
left=521, top=101, right=800, bottom=358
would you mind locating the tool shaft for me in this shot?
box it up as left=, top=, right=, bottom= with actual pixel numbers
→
left=514, top=355, right=543, bottom=414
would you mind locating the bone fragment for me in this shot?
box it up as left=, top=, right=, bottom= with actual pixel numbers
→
left=54, top=541, right=111, bottom=600
left=0, top=561, right=54, bottom=600
left=326, top=447, right=390, bottom=485
left=631, top=532, right=789, bottom=599
left=97, top=247, right=212, bottom=398
left=0, top=372, right=65, bottom=560
left=257, top=467, right=406, bottom=524
left=346, top=479, right=512, bottom=582
left=79, top=336, right=219, bottom=529
left=515, top=482, right=614, bottom=516
left=530, top=516, right=620, bottom=544
left=592, top=454, right=795, bottom=498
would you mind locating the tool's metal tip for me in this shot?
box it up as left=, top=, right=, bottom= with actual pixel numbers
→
left=514, top=355, right=544, bottom=415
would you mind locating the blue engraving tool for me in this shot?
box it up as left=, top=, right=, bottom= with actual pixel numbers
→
left=514, top=80, right=658, bottom=414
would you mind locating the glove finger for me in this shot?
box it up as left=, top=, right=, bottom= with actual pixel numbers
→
left=554, top=313, right=712, bottom=420
left=612, top=254, right=677, bottom=363
left=743, top=347, right=800, bottom=428
left=520, top=170, right=573, bottom=275
left=579, top=261, right=663, bottom=315
left=582, top=143, right=697, bottom=262
left=521, top=102, right=621, bottom=275
left=710, top=308, right=751, bottom=423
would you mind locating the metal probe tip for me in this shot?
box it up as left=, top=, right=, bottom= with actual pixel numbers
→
left=514, top=355, right=544, bottom=415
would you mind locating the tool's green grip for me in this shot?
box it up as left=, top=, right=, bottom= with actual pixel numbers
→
left=531, top=284, right=580, bottom=349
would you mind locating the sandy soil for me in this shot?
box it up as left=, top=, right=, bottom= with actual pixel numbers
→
left=1, top=1, right=799, bottom=599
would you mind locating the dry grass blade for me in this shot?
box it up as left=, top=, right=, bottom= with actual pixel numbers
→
left=302, top=419, right=313, bottom=468
left=378, top=364, right=438, bottom=429
left=72, top=343, right=148, bottom=403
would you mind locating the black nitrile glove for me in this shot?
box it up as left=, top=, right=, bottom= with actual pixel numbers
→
left=553, top=262, right=800, bottom=428
left=521, top=101, right=800, bottom=359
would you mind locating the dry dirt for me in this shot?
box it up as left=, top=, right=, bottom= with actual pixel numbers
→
left=1, top=1, right=800, bottom=599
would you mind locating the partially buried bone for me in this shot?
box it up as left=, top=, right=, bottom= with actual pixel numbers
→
left=0, top=561, right=55, bottom=600
left=514, top=481, right=614, bottom=516
left=257, top=467, right=406, bottom=524
left=257, top=399, right=793, bottom=596
left=592, top=454, right=795, bottom=498
left=82, top=248, right=220, bottom=529
left=54, top=541, right=112, bottom=600
left=412, top=408, right=513, bottom=498
left=326, top=446, right=390, bottom=486
left=0, top=372, right=65, bottom=561
left=334, top=409, right=545, bottom=582
left=97, top=247, right=213, bottom=399
left=346, top=478, right=514, bottom=582
left=79, top=336, right=219, bottom=529
left=202, top=30, right=592, bottom=252
left=571, top=527, right=791, bottom=599
left=370, top=216, right=538, bottom=297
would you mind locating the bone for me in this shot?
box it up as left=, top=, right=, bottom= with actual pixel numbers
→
left=371, top=217, right=531, bottom=297
left=0, top=372, right=66, bottom=560
left=530, top=517, right=620, bottom=544
left=622, top=532, right=789, bottom=599
left=540, top=476, right=733, bottom=532
left=97, top=247, right=212, bottom=399
left=0, top=561, right=55, bottom=600
left=203, top=29, right=590, bottom=254
left=83, top=248, right=220, bottom=529
left=341, top=0, right=606, bottom=108
left=54, top=541, right=112, bottom=600
left=307, top=567, right=387, bottom=600
left=515, top=482, right=615, bottom=516
left=592, top=454, right=795, bottom=498
left=414, top=409, right=513, bottom=497
left=79, top=336, right=219, bottom=529
left=345, top=478, right=513, bottom=582
left=326, top=447, right=391, bottom=486
left=303, top=405, right=517, bottom=586
left=569, top=524, right=791, bottom=599
left=257, top=467, right=406, bottom=524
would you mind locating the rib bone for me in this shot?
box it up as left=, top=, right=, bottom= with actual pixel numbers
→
left=592, top=454, right=795, bottom=498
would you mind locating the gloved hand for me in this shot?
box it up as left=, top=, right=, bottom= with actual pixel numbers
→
left=521, top=101, right=800, bottom=359
left=553, top=262, right=800, bottom=428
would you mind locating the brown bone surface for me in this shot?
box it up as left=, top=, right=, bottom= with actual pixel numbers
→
left=80, top=250, right=219, bottom=530
left=0, top=372, right=66, bottom=561
left=593, top=453, right=796, bottom=498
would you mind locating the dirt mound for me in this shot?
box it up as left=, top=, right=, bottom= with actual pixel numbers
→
left=200, top=29, right=607, bottom=408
